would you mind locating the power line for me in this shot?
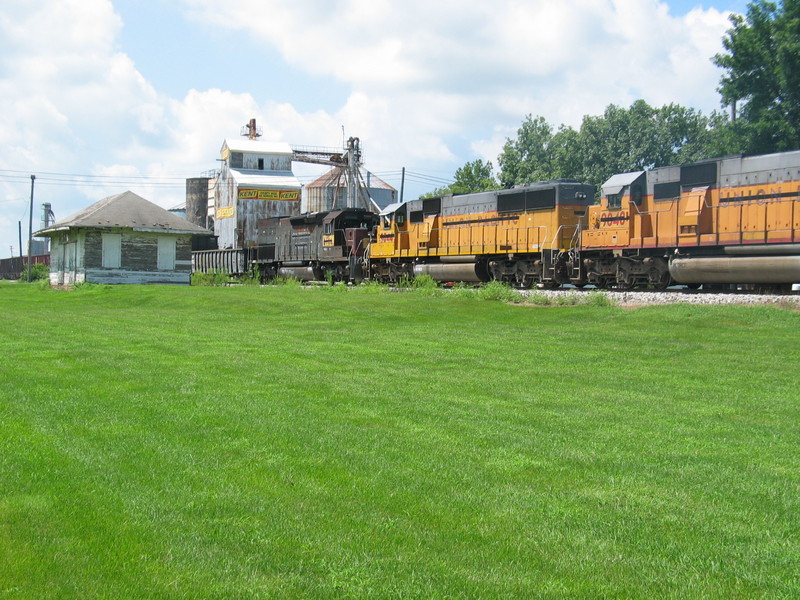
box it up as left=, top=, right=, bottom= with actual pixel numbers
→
left=0, top=167, right=457, bottom=198
left=0, top=168, right=191, bottom=191
left=0, top=168, right=190, bottom=181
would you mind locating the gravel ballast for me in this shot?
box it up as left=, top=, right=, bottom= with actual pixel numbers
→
left=520, top=288, right=800, bottom=307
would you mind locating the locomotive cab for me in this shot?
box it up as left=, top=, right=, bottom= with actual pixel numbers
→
left=369, top=202, right=413, bottom=282
left=372, top=202, right=408, bottom=258
left=583, top=171, right=646, bottom=249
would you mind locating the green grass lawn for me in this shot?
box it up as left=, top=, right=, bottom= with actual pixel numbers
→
left=1, top=283, right=799, bottom=598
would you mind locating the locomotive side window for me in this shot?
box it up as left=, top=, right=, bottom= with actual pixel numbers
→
left=498, top=189, right=555, bottom=212
left=654, top=181, right=681, bottom=202
left=410, top=210, right=424, bottom=223
left=630, top=185, right=643, bottom=205
left=396, top=213, right=405, bottom=226
left=681, top=162, right=717, bottom=188
left=423, top=198, right=441, bottom=215
left=324, top=222, right=332, bottom=235
left=525, top=188, right=556, bottom=210
left=497, top=192, right=525, bottom=213
left=607, top=191, right=622, bottom=209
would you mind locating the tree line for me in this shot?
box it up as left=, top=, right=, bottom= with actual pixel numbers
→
left=426, top=0, right=800, bottom=198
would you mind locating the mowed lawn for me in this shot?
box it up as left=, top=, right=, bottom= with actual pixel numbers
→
left=1, top=283, right=799, bottom=599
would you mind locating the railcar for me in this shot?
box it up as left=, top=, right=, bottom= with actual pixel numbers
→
left=577, top=150, right=800, bottom=289
left=0, top=254, right=50, bottom=280
left=252, top=208, right=378, bottom=282
left=369, top=180, right=595, bottom=287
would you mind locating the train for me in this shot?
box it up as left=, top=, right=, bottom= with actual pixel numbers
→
left=369, top=179, right=595, bottom=287
left=194, top=149, right=800, bottom=290
left=579, top=150, right=800, bottom=289
left=0, top=254, right=50, bottom=280
left=252, top=208, right=378, bottom=282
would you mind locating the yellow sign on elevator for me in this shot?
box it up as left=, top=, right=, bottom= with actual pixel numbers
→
left=238, top=189, right=299, bottom=201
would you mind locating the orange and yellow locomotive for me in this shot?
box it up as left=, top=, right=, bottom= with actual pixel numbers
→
left=369, top=149, right=800, bottom=290
left=369, top=180, right=595, bottom=288
left=579, top=150, right=800, bottom=289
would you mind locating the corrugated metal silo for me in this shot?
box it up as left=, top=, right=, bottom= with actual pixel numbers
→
left=303, top=167, right=396, bottom=212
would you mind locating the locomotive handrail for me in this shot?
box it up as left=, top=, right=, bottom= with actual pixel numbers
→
left=548, top=224, right=578, bottom=250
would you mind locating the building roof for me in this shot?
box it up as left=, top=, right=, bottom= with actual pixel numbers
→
left=229, top=168, right=301, bottom=190
left=222, top=139, right=294, bottom=155
left=307, top=167, right=396, bottom=191
left=35, top=190, right=212, bottom=236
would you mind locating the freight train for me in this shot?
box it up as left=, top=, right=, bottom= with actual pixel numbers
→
left=195, top=149, right=800, bottom=290
left=366, top=149, right=800, bottom=290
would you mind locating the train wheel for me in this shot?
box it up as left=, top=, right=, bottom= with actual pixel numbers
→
left=615, top=276, right=634, bottom=290
left=515, top=274, right=534, bottom=289
left=615, top=265, right=635, bottom=290
left=593, top=277, right=610, bottom=290
left=649, top=269, right=671, bottom=290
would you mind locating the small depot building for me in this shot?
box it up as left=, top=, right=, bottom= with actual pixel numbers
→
left=35, top=190, right=211, bottom=285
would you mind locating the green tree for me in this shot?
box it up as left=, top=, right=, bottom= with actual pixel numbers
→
left=424, top=159, right=499, bottom=197
left=497, top=115, right=560, bottom=186
left=576, top=102, right=713, bottom=181
left=498, top=101, right=715, bottom=192
left=714, top=0, right=800, bottom=153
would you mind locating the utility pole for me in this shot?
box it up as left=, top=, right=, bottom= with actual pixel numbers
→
left=400, top=167, right=405, bottom=204
left=27, top=175, right=35, bottom=282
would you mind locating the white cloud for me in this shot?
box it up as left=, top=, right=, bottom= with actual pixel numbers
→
left=179, top=0, right=732, bottom=160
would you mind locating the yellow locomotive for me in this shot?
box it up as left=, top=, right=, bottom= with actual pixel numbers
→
left=369, top=180, right=595, bottom=288
left=580, top=150, right=800, bottom=289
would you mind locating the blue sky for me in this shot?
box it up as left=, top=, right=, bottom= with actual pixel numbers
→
left=1, top=0, right=749, bottom=256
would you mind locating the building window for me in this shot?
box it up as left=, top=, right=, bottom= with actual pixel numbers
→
left=102, top=233, right=121, bottom=268
left=157, top=237, right=176, bottom=270
left=258, top=158, right=265, bottom=170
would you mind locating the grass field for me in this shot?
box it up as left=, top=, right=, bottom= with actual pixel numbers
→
left=1, top=282, right=799, bottom=598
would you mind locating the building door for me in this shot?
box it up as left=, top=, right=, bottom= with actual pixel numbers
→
left=63, top=241, right=77, bottom=285
left=157, top=236, right=176, bottom=270
left=102, top=233, right=122, bottom=268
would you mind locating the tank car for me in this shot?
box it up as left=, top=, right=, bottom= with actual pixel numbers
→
left=369, top=180, right=595, bottom=287
left=577, top=150, right=800, bottom=289
left=252, top=208, right=378, bottom=282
